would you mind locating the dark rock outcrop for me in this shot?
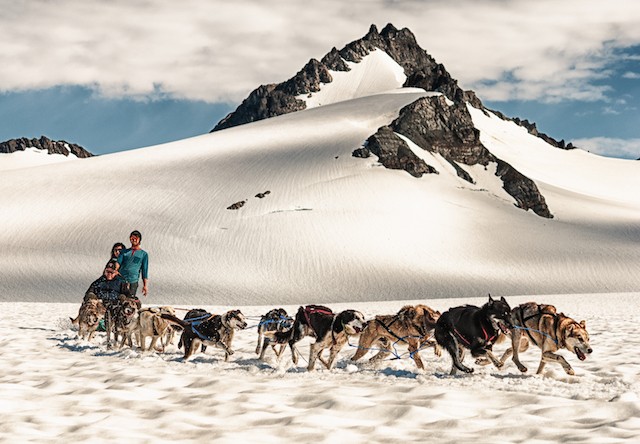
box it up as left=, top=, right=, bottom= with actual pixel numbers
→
left=227, top=200, right=246, bottom=210
left=495, top=160, right=553, bottom=218
left=213, top=58, right=334, bottom=131
left=489, top=110, right=577, bottom=151
left=0, top=136, right=93, bottom=158
left=381, top=95, right=552, bottom=217
left=361, top=127, right=438, bottom=178
left=213, top=84, right=306, bottom=131
left=392, top=96, right=492, bottom=167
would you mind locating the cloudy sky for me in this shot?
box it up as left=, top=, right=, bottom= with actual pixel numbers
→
left=1, top=0, right=639, bottom=158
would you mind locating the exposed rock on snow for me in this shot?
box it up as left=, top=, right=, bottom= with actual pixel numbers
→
left=227, top=200, right=246, bottom=210
left=0, top=136, right=93, bottom=158
left=495, top=159, right=553, bottom=218
left=363, top=127, right=437, bottom=178
left=490, top=109, right=578, bottom=151
left=386, top=96, right=552, bottom=217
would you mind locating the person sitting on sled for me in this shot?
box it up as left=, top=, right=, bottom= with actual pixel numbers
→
left=84, top=261, right=128, bottom=304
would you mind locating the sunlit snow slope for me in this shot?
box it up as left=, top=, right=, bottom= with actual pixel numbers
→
left=2, top=51, right=639, bottom=304
left=0, top=147, right=82, bottom=172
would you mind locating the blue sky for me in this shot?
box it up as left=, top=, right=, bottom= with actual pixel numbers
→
left=1, top=0, right=639, bottom=158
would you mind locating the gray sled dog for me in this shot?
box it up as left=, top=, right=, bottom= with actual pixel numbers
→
left=255, top=308, right=293, bottom=361
left=497, top=302, right=592, bottom=375
left=70, top=295, right=106, bottom=342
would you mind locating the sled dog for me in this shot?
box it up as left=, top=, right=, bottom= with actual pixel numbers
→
left=255, top=308, right=293, bottom=360
left=114, top=295, right=140, bottom=349
left=136, top=306, right=176, bottom=352
left=499, top=302, right=592, bottom=375
left=287, top=305, right=365, bottom=371
left=162, top=309, right=247, bottom=361
left=435, top=296, right=512, bottom=375
left=70, top=295, right=106, bottom=342
left=351, top=304, right=441, bottom=369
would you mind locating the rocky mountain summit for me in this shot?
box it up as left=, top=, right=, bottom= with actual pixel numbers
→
left=212, top=23, right=560, bottom=218
left=212, top=24, right=479, bottom=131
left=0, top=136, right=93, bottom=158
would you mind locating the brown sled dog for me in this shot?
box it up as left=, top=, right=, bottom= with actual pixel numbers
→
left=498, top=302, right=592, bottom=375
left=70, top=295, right=106, bottom=342
left=351, top=304, right=441, bottom=369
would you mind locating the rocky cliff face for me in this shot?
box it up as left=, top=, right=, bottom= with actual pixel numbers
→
left=0, top=136, right=93, bottom=158
left=366, top=95, right=552, bottom=218
left=357, top=126, right=437, bottom=178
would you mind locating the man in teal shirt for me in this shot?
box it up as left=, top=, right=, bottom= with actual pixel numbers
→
left=116, top=230, right=149, bottom=298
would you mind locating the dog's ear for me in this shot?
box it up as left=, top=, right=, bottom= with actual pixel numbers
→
left=580, top=320, right=586, bottom=329
left=488, top=294, right=494, bottom=305
left=500, top=296, right=508, bottom=304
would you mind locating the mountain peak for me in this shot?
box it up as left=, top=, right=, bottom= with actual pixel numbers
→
left=209, top=24, right=565, bottom=219
left=211, top=23, right=472, bottom=132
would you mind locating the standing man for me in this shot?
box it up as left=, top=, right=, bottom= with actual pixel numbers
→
left=116, top=230, right=149, bottom=299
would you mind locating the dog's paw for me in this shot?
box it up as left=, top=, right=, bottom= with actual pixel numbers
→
left=566, top=368, right=575, bottom=376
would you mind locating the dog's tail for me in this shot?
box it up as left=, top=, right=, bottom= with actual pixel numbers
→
left=161, top=313, right=191, bottom=328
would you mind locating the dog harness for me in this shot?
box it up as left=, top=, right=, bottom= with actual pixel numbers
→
left=516, top=305, right=559, bottom=346
left=259, top=315, right=293, bottom=330
left=187, top=313, right=220, bottom=343
left=375, top=317, right=408, bottom=344
left=302, top=305, right=334, bottom=339
left=453, top=321, right=497, bottom=347
left=375, top=315, right=429, bottom=344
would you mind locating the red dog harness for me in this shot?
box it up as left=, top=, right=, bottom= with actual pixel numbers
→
left=454, top=323, right=497, bottom=347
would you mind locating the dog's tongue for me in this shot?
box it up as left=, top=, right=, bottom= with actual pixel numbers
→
left=575, top=347, right=587, bottom=361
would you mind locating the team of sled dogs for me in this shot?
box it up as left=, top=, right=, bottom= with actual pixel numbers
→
left=71, top=295, right=593, bottom=375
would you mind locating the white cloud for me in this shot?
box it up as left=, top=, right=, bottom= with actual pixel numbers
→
left=0, top=0, right=639, bottom=104
left=573, top=137, right=640, bottom=159
left=622, top=72, right=640, bottom=79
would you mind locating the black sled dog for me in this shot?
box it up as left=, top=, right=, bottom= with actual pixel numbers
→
left=435, top=296, right=512, bottom=375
